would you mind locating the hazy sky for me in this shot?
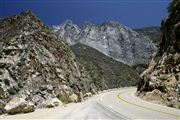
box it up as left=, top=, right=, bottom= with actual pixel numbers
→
left=0, top=0, right=170, bottom=28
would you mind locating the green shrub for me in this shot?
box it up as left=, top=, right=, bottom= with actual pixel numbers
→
left=57, top=94, right=71, bottom=104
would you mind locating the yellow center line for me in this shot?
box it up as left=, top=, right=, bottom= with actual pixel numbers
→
left=117, top=91, right=180, bottom=118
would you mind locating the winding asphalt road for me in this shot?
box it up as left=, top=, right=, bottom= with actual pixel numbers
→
left=1, top=87, right=180, bottom=120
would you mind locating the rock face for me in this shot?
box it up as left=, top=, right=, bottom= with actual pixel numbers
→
left=137, top=0, right=180, bottom=109
left=0, top=10, right=96, bottom=114
left=54, top=21, right=156, bottom=66
left=71, top=43, right=140, bottom=89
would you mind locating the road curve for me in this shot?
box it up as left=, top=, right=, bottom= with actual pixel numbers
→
left=1, top=87, right=180, bottom=120
left=101, top=87, right=180, bottom=120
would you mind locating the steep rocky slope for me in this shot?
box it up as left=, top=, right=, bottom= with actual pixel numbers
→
left=0, top=10, right=97, bottom=114
left=137, top=0, right=180, bottom=109
left=134, top=26, right=161, bottom=46
left=53, top=21, right=156, bottom=66
left=71, top=43, right=140, bottom=90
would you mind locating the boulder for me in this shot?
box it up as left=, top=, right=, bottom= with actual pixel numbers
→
left=4, top=97, right=35, bottom=114
left=69, top=93, right=78, bottom=103
left=22, top=102, right=35, bottom=113
left=45, top=98, right=63, bottom=108
left=145, top=89, right=163, bottom=102
left=83, top=92, right=92, bottom=98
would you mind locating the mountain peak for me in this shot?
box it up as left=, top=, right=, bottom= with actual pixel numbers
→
left=20, top=9, right=34, bottom=16
left=53, top=20, right=81, bottom=45
left=0, top=9, right=50, bottom=39
left=19, top=9, right=42, bottom=25
left=106, top=21, right=122, bottom=25
left=84, top=21, right=94, bottom=27
left=54, top=20, right=156, bottom=65
left=4, top=9, right=40, bottom=23
left=63, top=19, right=73, bottom=24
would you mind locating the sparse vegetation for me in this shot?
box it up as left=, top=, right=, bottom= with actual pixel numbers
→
left=70, top=43, right=140, bottom=89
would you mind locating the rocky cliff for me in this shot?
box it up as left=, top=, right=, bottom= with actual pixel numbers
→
left=137, top=0, right=180, bottom=109
left=71, top=43, right=140, bottom=90
left=53, top=21, right=156, bottom=66
left=0, top=10, right=96, bottom=114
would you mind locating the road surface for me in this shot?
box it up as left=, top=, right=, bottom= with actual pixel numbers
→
left=1, top=87, right=180, bottom=120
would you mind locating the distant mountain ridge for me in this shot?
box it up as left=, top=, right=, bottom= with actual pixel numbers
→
left=134, top=26, right=161, bottom=46
left=53, top=20, right=156, bottom=66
